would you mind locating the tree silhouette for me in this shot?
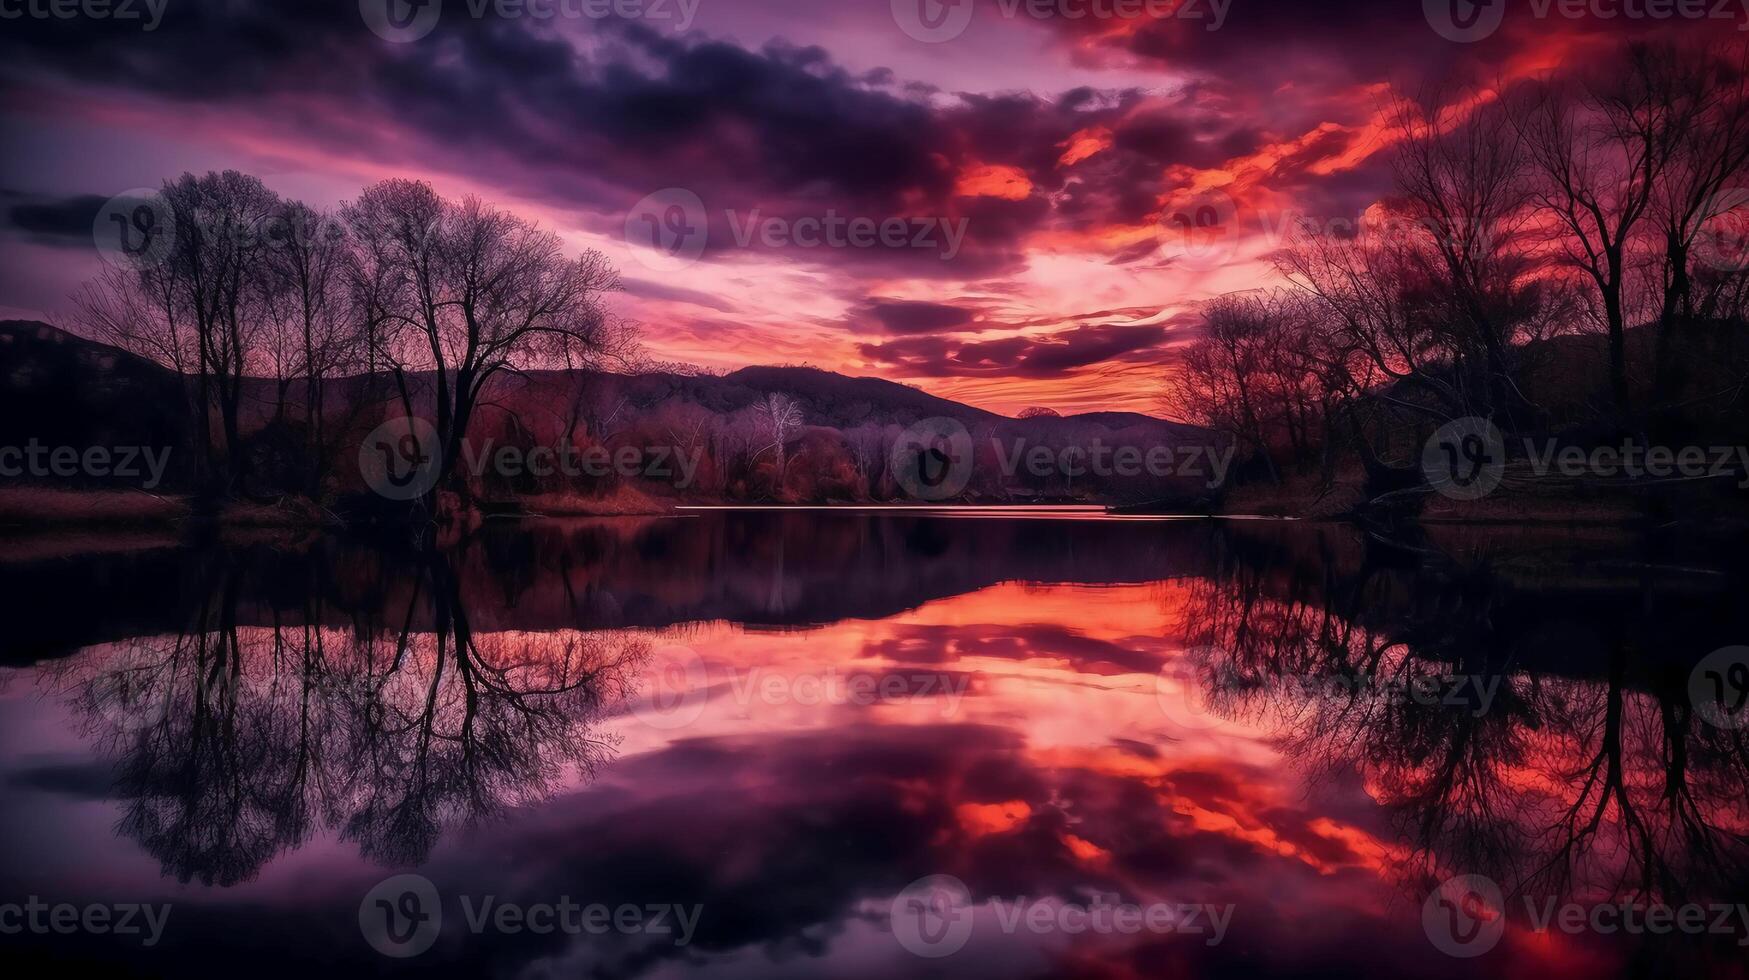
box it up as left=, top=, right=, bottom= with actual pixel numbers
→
left=45, top=549, right=646, bottom=885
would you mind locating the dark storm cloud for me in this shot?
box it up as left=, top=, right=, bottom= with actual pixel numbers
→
left=6, top=759, right=114, bottom=797
left=0, top=8, right=952, bottom=213
left=862, top=299, right=981, bottom=335
left=0, top=1, right=369, bottom=96
left=1045, top=0, right=1741, bottom=98
left=1115, top=0, right=1456, bottom=76
left=3, top=192, right=105, bottom=244
left=860, top=322, right=1169, bottom=378
left=0, top=3, right=1276, bottom=281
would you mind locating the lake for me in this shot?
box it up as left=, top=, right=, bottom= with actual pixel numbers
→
left=1, top=511, right=1746, bottom=978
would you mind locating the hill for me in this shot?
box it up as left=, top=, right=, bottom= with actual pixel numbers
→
left=0, top=320, right=1222, bottom=510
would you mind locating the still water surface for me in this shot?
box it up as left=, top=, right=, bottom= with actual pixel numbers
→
left=1, top=512, right=1745, bottom=978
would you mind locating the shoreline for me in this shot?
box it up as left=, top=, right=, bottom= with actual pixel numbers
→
left=5, top=487, right=1746, bottom=538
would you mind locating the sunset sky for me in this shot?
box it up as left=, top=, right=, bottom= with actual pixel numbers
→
left=0, top=1, right=1735, bottom=415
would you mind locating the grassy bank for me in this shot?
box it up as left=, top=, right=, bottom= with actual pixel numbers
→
left=0, top=488, right=193, bottom=526
left=1215, top=469, right=1748, bottom=525
left=0, top=485, right=680, bottom=531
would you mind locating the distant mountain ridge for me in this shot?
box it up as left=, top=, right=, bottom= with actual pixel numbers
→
left=0, top=318, right=1204, bottom=435
left=0, top=319, right=1220, bottom=506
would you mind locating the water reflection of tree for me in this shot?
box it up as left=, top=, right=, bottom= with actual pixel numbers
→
left=44, top=551, right=645, bottom=886
left=1177, top=545, right=1749, bottom=912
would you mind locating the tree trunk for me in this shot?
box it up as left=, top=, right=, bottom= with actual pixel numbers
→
left=1602, top=273, right=1630, bottom=415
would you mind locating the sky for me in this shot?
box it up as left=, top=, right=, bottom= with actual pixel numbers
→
left=0, top=0, right=1740, bottom=416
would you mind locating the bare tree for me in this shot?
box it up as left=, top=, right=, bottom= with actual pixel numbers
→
left=73, top=260, right=206, bottom=480
left=1645, top=43, right=1749, bottom=404
left=261, top=200, right=358, bottom=491
left=1174, top=290, right=1355, bottom=482
left=1389, top=91, right=1538, bottom=421
left=74, top=172, right=281, bottom=492
left=1278, top=213, right=1458, bottom=421
left=1176, top=294, right=1277, bottom=480
left=844, top=423, right=891, bottom=498
left=162, top=171, right=283, bottom=492
left=341, top=179, right=631, bottom=504
left=753, top=392, right=803, bottom=489
left=1514, top=44, right=1694, bottom=413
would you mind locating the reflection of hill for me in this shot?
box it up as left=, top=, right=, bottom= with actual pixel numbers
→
left=0, top=514, right=1228, bottom=663
left=5, top=517, right=1749, bottom=680
left=1201, top=520, right=1749, bottom=679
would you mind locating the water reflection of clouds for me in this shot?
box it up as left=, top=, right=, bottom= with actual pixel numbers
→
left=4, top=517, right=1748, bottom=977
